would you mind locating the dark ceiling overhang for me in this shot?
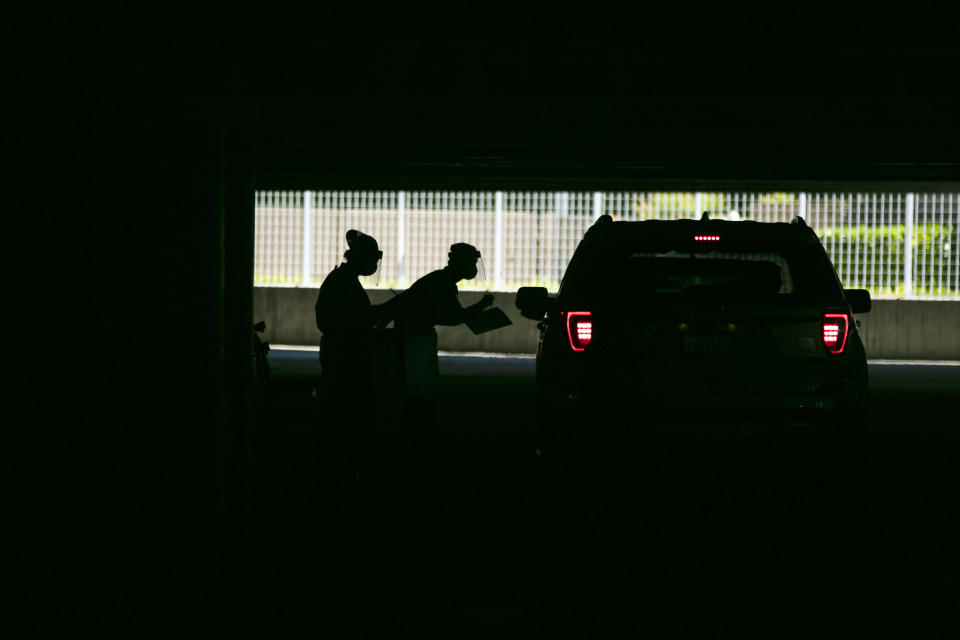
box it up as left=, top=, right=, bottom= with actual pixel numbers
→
left=250, top=94, right=960, bottom=191
left=21, top=10, right=955, bottom=191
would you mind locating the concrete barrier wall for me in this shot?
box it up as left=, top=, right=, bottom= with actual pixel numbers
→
left=255, top=287, right=960, bottom=360
left=858, top=300, right=960, bottom=360
left=254, top=287, right=542, bottom=354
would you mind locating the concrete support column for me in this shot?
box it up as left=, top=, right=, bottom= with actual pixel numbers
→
left=302, top=191, right=313, bottom=285
left=494, top=191, right=504, bottom=289
left=220, top=121, right=255, bottom=518
left=904, top=193, right=914, bottom=298
left=397, top=191, right=406, bottom=287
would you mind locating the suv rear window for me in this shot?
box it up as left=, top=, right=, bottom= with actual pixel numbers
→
left=558, top=238, right=841, bottom=303
left=628, top=251, right=793, bottom=295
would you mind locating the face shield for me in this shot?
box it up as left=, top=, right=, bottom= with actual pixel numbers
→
left=475, top=255, right=488, bottom=288
left=449, top=243, right=486, bottom=288
left=460, top=255, right=487, bottom=289
left=356, top=250, right=383, bottom=287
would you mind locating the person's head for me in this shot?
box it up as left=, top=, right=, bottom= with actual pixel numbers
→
left=447, top=243, right=482, bottom=281
left=343, top=230, right=382, bottom=276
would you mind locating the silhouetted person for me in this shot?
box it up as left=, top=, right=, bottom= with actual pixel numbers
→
left=315, top=229, right=385, bottom=490
left=379, top=243, right=493, bottom=506
left=385, top=243, right=493, bottom=410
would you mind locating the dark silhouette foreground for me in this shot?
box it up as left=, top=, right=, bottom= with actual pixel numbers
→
left=314, top=234, right=494, bottom=503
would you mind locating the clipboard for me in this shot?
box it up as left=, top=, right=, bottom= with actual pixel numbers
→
left=465, top=307, right=513, bottom=335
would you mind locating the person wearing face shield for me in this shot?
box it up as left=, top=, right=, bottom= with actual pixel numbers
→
left=375, top=242, right=493, bottom=509
left=314, top=229, right=385, bottom=489
left=381, top=242, right=494, bottom=421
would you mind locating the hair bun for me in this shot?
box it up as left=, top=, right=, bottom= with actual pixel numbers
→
left=345, top=229, right=360, bottom=245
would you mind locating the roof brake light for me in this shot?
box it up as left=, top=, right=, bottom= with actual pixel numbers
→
left=694, top=235, right=721, bottom=242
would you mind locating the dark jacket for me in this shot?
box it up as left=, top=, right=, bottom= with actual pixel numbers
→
left=387, top=267, right=471, bottom=331
left=315, top=264, right=376, bottom=336
left=315, top=264, right=378, bottom=387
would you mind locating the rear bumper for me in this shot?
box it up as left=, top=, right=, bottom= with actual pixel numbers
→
left=537, top=406, right=855, bottom=468
left=539, top=361, right=866, bottom=417
left=537, top=386, right=865, bottom=445
left=576, top=390, right=838, bottom=412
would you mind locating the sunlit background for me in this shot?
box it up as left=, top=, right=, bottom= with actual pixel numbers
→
left=255, top=191, right=959, bottom=299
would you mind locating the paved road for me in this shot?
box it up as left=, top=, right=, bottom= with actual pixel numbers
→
left=232, top=351, right=960, bottom=635
left=19, top=352, right=955, bottom=633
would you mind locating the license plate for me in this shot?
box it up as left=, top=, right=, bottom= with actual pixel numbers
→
left=683, top=335, right=733, bottom=354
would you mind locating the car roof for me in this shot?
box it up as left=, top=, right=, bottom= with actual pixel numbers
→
left=582, top=216, right=821, bottom=245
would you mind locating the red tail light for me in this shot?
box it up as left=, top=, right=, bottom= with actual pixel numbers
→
left=566, top=311, right=593, bottom=352
left=694, top=235, right=721, bottom=242
left=822, top=313, right=850, bottom=354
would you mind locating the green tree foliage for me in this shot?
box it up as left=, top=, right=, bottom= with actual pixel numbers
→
left=818, top=224, right=956, bottom=296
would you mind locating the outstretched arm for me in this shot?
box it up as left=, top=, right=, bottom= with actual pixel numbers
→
left=371, top=294, right=403, bottom=329
left=435, top=293, right=494, bottom=326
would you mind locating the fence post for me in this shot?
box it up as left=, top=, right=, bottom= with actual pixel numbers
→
left=798, top=192, right=807, bottom=220
left=302, top=191, right=312, bottom=286
left=904, top=193, right=914, bottom=298
left=494, top=191, right=504, bottom=290
left=593, top=192, right=603, bottom=220
left=397, top=191, right=406, bottom=288
left=694, top=192, right=703, bottom=218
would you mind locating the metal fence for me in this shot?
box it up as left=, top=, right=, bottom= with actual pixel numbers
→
left=255, top=191, right=960, bottom=299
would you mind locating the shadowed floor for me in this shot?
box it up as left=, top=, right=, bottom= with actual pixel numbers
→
left=15, top=354, right=959, bottom=634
